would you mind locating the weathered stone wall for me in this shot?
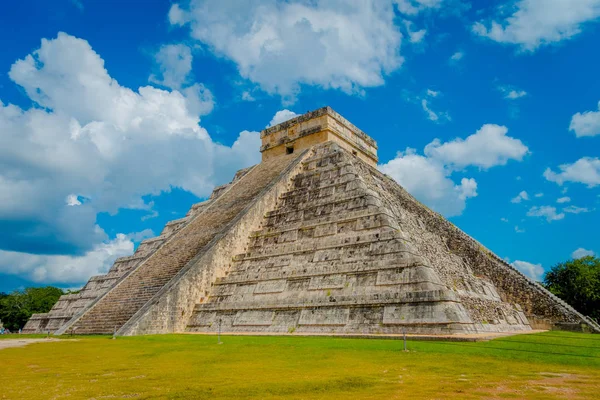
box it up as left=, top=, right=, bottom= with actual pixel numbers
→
left=261, top=106, right=378, bottom=166
left=119, top=151, right=308, bottom=335
left=366, top=163, right=599, bottom=333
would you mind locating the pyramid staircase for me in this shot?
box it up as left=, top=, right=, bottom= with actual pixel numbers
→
left=57, top=154, right=303, bottom=335
left=23, top=167, right=253, bottom=334
left=187, top=143, right=532, bottom=335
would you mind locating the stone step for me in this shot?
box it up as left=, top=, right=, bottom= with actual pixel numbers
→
left=233, top=232, right=410, bottom=263
left=254, top=208, right=395, bottom=237
left=194, top=290, right=462, bottom=312
left=250, top=210, right=396, bottom=238
left=215, top=262, right=432, bottom=286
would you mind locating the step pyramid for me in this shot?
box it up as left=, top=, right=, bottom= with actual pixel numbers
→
left=24, top=107, right=599, bottom=336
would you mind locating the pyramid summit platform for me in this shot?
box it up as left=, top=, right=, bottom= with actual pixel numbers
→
left=24, top=107, right=600, bottom=336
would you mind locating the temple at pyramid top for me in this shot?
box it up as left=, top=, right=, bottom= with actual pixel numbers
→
left=260, top=106, right=378, bottom=167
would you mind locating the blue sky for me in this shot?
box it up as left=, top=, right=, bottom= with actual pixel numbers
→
left=1, top=0, right=599, bottom=292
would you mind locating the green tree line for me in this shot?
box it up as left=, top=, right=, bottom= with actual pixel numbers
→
left=543, top=255, right=600, bottom=322
left=0, top=286, right=64, bottom=331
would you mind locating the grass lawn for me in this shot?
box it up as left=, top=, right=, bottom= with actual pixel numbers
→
left=0, top=331, right=599, bottom=399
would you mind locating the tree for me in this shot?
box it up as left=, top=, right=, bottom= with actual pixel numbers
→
left=0, top=286, right=64, bottom=331
left=544, top=256, right=600, bottom=322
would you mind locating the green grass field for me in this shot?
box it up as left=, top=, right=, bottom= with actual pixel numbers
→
left=1, top=331, right=599, bottom=399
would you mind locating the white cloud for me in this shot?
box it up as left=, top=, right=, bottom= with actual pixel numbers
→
left=380, top=123, right=527, bottom=217
left=149, top=44, right=214, bottom=116
left=0, top=234, right=133, bottom=284
left=572, top=248, right=595, bottom=259
left=380, top=148, right=477, bottom=217
left=449, top=51, right=464, bottom=63
left=126, top=229, right=155, bottom=243
left=418, top=89, right=449, bottom=122
left=181, top=83, right=215, bottom=117
left=169, top=1, right=403, bottom=101
left=511, top=260, right=544, bottom=281
left=556, top=196, right=571, bottom=204
left=514, top=225, right=525, bottom=233
left=498, top=85, right=527, bottom=100
left=501, top=217, right=509, bottom=222
left=511, top=190, right=529, bottom=203
left=526, top=205, right=565, bottom=222
left=268, top=109, right=299, bottom=128
left=473, top=0, right=600, bottom=51
left=403, top=20, right=427, bottom=43
left=423, top=124, right=529, bottom=170
left=0, top=33, right=262, bottom=268
left=65, top=194, right=82, bottom=206
left=569, top=101, right=600, bottom=137
left=563, top=205, right=590, bottom=214
left=241, top=91, right=256, bottom=102
left=534, top=192, right=543, bottom=197
left=149, top=44, right=193, bottom=89
left=421, top=99, right=449, bottom=122
left=544, top=157, right=600, bottom=187
left=394, top=0, right=443, bottom=15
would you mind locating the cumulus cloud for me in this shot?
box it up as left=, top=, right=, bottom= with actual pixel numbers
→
left=572, top=248, right=595, bottom=259
left=514, top=226, right=525, bottom=233
left=511, top=260, right=544, bottom=281
left=570, top=101, right=600, bottom=137
left=0, top=234, right=134, bottom=284
left=380, top=148, right=477, bottom=217
left=149, top=44, right=214, bottom=116
left=149, top=44, right=194, bottom=89
left=380, top=123, right=527, bottom=217
left=556, top=196, right=571, bottom=204
left=268, top=109, right=299, bottom=128
left=169, top=1, right=404, bottom=101
left=511, top=190, right=529, bottom=203
left=423, top=124, right=529, bottom=170
left=544, top=157, right=600, bottom=187
left=473, top=0, right=600, bottom=51
left=0, top=32, right=262, bottom=261
left=526, top=206, right=565, bottom=222
left=534, top=192, right=543, bottom=198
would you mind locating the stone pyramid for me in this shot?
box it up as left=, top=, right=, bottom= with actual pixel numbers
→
left=24, top=107, right=599, bottom=336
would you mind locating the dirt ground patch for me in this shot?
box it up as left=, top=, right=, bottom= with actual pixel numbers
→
left=0, top=338, right=62, bottom=350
